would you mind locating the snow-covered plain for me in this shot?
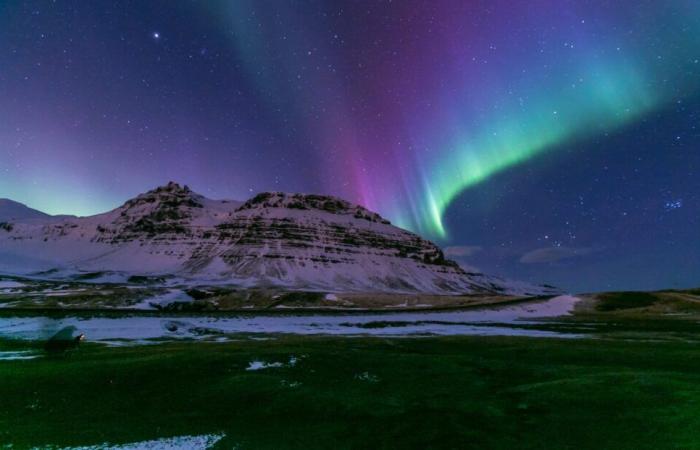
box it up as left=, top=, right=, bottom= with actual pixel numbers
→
left=0, top=296, right=582, bottom=343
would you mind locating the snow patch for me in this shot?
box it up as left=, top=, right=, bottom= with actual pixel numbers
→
left=355, top=371, right=379, bottom=383
left=132, top=289, right=194, bottom=310
left=0, top=350, right=39, bottom=361
left=246, top=360, right=284, bottom=371
left=41, top=432, right=225, bottom=449
left=246, top=355, right=300, bottom=371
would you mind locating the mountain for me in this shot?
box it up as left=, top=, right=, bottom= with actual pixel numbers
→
left=0, top=199, right=51, bottom=222
left=0, top=182, right=557, bottom=295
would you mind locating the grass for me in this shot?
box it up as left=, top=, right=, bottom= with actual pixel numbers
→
left=2, top=334, right=700, bottom=449
left=591, top=290, right=700, bottom=315
left=596, top=291, right=660, bottom=311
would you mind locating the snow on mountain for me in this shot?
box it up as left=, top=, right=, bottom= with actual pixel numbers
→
left=0, top=182, right=557, bottom=295
left=0, top=199, right=51, bottom=222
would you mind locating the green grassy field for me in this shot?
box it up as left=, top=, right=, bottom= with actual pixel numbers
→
left=2, top=334, right=700, bottom=449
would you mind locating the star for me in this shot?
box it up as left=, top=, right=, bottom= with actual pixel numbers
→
left=664, top=199, right=683, bottom=211
left=152, top=32, right=160, bottom=40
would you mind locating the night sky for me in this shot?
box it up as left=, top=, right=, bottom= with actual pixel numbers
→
left=1, top=1, right=698, bottom=292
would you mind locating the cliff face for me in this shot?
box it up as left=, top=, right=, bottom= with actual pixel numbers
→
left=0, top=183, right=557, bottom=295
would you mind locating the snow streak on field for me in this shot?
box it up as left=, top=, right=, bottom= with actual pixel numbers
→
left=37, top=433, right=226, bottom=450
left=0, top=350, right=39, bottom=361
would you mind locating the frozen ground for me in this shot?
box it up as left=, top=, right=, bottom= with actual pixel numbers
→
left=0, top=295, right=582, bottom=343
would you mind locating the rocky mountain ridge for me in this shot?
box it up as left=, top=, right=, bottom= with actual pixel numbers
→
left=0, top=183, right=558, bottom=295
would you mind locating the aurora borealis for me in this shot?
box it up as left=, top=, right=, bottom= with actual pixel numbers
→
left=1, top=1, right=699, bottom=291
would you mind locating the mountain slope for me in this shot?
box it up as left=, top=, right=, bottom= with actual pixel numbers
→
left=0, top=183, right=557, bottom=295
left=0, top=199, right=51, bottom=222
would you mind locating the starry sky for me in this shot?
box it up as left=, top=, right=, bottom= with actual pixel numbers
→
left=1, top=0, right=698, bottom=292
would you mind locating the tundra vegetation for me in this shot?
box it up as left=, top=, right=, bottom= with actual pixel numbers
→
left=2, top=314, right=700, bottom=448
